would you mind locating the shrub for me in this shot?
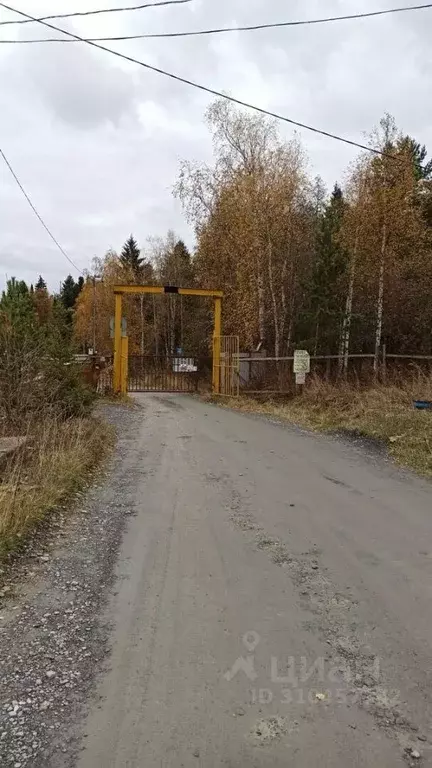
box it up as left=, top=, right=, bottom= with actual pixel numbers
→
left=0, top=279, right=94, bottom=435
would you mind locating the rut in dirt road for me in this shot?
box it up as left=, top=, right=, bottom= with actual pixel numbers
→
left=77, top=394, right=432, bottom=767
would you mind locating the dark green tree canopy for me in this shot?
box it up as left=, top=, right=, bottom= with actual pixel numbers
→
left=35, top=275, right=47, bottom=291
left=159, top=237, right=193, bottom=286
left=120, top=235, right=144, bottom=277
left=397, top=136, right=432, bottom=181
left=301, top=183, right=349, bottom=353
left=60, top=275, right=83, bottom=311
left=173, top=239, right=191, bottom=264
left=0, top=277, right=34, bottom=326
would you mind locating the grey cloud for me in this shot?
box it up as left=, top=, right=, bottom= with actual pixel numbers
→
left=8, top=34, right=138, bottom=128
left=0, top=0, right=431, bottom=291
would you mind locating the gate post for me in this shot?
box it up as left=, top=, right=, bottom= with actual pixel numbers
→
left=113, top=292, right=122, bottom=393
left=212, top=296, right=222, bottom=394
left=120, top=336, right=128, bottom=395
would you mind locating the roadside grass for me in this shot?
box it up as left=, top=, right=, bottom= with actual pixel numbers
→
left=217, top=374, right=432, bottom=477
left=97, top=391, right=136, bottom=406
left=0, top=416, right=114, bottom=558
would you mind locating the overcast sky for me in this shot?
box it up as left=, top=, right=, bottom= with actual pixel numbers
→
left=0, top=0, right=431, bottom=291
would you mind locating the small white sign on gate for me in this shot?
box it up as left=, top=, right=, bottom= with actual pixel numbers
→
left=293, top=350, right=311, bottom=374
left=109, top=317, right=128, bottom=338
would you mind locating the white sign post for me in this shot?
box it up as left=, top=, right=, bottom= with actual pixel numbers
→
left=293, top=350, right=310, bottom=388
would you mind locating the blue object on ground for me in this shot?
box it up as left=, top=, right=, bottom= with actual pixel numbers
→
left=413, top=400, right=432, bottom=410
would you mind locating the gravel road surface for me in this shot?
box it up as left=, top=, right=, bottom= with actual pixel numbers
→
left=2, top=394, right=432, bottom=767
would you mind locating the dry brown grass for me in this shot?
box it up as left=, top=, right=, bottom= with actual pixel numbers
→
left=219, top=372, right=432, bottom=477
left=0, top=416, right=113, bottom=557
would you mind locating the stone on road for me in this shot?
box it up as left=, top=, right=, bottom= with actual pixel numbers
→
left=77, top=394, right=432, bottom=767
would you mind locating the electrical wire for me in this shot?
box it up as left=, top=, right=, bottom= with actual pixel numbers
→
left=0, top=148, right=83, bottom=274
left=0, top=2, right=393, bottom=157
left=1, top=3, right=431, bottom=42
left=0, top=0, right=192, bottom=26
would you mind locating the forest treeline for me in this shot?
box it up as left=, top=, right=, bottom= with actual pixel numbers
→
left=176, top=101, right=432, bottom=369
left=74, top=100, right=432, bottom=366
left=7, top=99, right=431, bottom=366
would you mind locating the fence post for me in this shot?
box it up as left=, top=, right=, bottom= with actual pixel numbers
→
left=212, top=296, right=222, bottom=394
left=120, top=336, right=128, bottom=395
left=113, top=292, right=122, bottom=393
left=382, top=344, right=387, bottom=384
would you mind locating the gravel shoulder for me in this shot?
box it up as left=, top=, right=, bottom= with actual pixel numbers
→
left=0, top=403, right=140, bottom=768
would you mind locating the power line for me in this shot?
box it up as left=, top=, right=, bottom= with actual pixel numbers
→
left=0, top=3, right=392, bottom=158
left=1, top=3, right=431, bottom=42
left=0, top=0, right=192, bottom=26
left=0, top=148, right=83, bottom=274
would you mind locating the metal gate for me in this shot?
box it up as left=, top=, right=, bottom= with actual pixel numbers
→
left=128, top=355, right=208, bottom=393
left=215, top=336, right=240, bottom=397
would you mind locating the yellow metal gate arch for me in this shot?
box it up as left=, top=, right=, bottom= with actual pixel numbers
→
left=112, top=285, right=223, bottom=395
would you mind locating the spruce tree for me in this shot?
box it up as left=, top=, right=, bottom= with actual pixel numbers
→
left=60, top=275, right=79, bottom=310
left=308, top=184, right=349, bottom=354
left=35, top=275, right=47, bottom=291
left=120, top=235, right=144, bottom=278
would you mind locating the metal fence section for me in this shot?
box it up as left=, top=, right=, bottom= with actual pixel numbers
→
left=128, top=355, right=212, bottom=393
left=78, top=348, right=432, bottom=396
left=238, top=352, right=432, bottom=394
left=215, top=336, right=240, bottom=397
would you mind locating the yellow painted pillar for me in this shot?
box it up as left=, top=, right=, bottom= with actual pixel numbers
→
left=113, top=292, right=122, bottom=393
left=120, top=336, right=129, bottom=395
left=212, top=296, right=222, bottom=394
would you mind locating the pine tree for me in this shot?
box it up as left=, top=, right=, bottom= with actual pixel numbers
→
left=1, top=275, right=91, bottom=429
left=397, top=136, right=432, bottom=181
left=51, top=296, right=73, bottom=346
left=397, top=137, right=432, bottom=228
left=0, top=277, right=35, bottom=329
left=60, top=275, right=84, bottom=308
left=35, top=275, right=47, bottom=291
left=120, top=235, right=144, bottom=278
left=173, top=240, right=191, bottom=269
left=58, top=275, right=85, bottom=334
left=119, top=236, right=155, bottom=355
left=33, top=275, right=51, bottom=325
left=61, top=275, right=79, bottom=310
left=308, top=185, right=348, bottom=354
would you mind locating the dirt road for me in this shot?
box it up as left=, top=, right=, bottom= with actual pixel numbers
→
left=72, top=394, right=431, bottom=767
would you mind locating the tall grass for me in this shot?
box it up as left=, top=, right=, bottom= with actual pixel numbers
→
left=222, top=371, right=432, bottom=477
left=0, top=317, right=112, bottom=558
left=0, top=417, right=112, bottom=557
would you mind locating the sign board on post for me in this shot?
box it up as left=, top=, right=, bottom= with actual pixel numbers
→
left=293, top=350, right=311, bottom=374
left=110, top=317, right=128, bottom=338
